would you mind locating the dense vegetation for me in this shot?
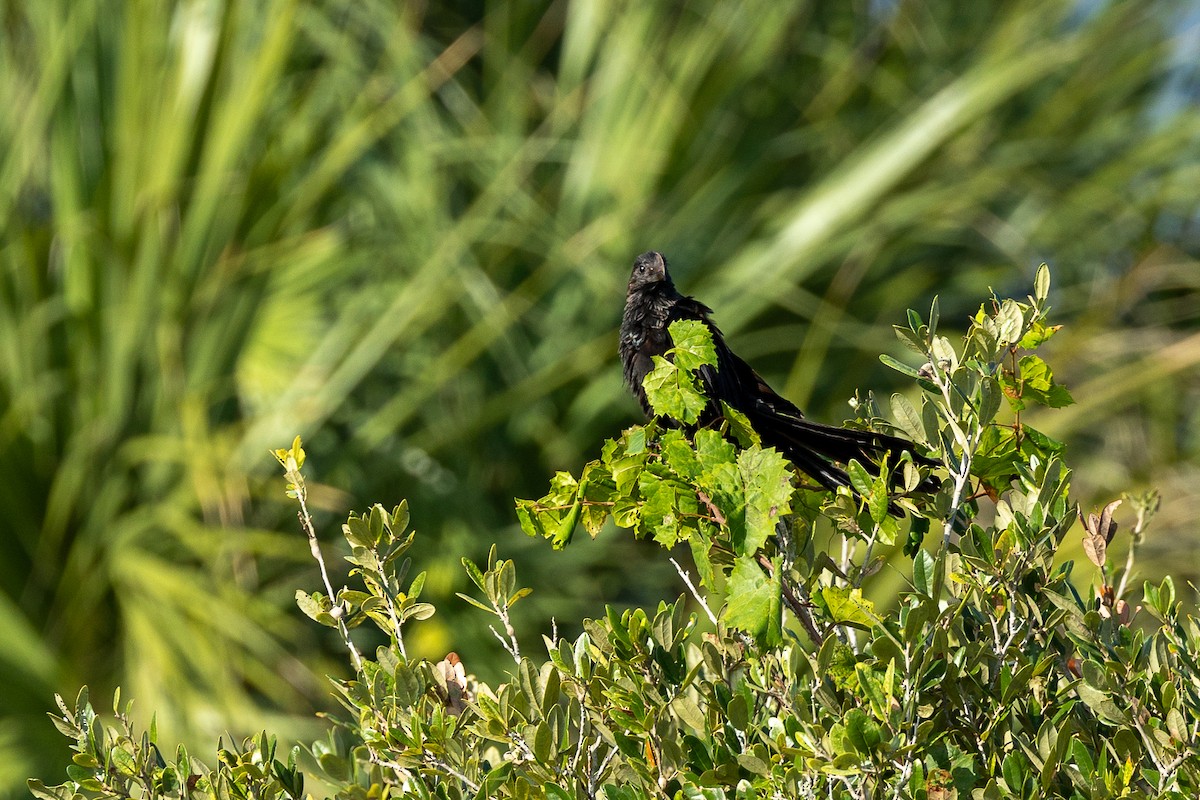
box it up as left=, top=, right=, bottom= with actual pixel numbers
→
left=2, top=0, right=1198, bottom=794
left=32, top=275, right=1200, bottom=798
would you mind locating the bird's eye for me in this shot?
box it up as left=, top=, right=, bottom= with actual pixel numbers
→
left=636, top=265, right=645, bottom=273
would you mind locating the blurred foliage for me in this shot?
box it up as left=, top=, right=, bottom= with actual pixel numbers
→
left=1, top=0, right=1199, bottom=795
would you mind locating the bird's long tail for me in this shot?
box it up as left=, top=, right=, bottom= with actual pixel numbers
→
left=748, top=410, right=940, bottom=513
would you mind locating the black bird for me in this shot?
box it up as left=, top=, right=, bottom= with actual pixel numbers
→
left=619, top=251, right=936, bottom=508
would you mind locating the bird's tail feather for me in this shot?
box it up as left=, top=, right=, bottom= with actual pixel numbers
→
left=748, top=409, right=940, bottom=513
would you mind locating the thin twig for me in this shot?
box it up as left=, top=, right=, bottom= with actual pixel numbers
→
left=293, top=485, right=364, bottom=672
left=1115, top=502, right=1147, bottom=600
left=491, top=624, right=520, bottom=663
left=670, top=557, right=718, bottom=627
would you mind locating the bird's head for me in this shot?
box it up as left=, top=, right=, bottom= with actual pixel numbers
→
left=628, top=251, right=670, bottom=292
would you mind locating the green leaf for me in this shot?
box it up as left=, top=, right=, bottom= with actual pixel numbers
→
left=1034, top=263, right=1050, bottom=304
left=666, top=319, right=718, bottom=371
left=640, top=320, right=719, bottom=425
left=695, top=429, right=737, bottom=470
left=1019, top=320, right=1060, bottom=349
left=671, top=695, right=707, bottom=733
left=295, top=590, right=337, bottom=627
left=880, top=353, right=922, bottom=378
left=1016, top=355, right=1074, bottom=408
left=454, top=592, right=495, bottom=614
left=688, top=529, right=716, bottom=588
left=930, top=335, right=958, bottom=370
left=847, top=459, right=873, bottom=499
left=532, top=721, right=554, bottom=762
left=890, top=393, right=926, bottom=444
left=642, top=355, right=708, bottom=424
left=912, top=549, right=935, bottom=596
left=737, top=446, right=792, bottom=555
left=661, top=430, right=701, bottom=479
left=819, top=585, right=877, bottom=630
left=720, top=401, right=760, bottom=447
left=638, top=472, right=695, bottom=547
left=978, top=376, right=1002, bottom=424
left=845, top=709, right=884, bottom=754
left=737, top=746, right=771, bottom=775
left=724, top=555, right=781, bottom=646
left=1002, top=752, right=1027, bottom=793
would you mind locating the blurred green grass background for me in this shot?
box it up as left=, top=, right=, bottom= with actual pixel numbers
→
left=2, top=0, right=1198, bottom=791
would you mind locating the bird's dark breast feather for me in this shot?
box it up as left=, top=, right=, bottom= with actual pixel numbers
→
left=620, top=285, right=680, bottom=413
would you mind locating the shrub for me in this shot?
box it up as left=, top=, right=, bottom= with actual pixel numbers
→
left=31, top=270, right=1200, bottom=799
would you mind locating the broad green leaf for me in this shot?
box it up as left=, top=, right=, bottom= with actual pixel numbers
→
left=737, top=446, right=792, bottom=555
left=846, top=459, right=873, bottom=499
left=845, top=709, right=883, bottom=754
left=642, top=355, right=708, bottom=424
left=1019, top=320, right=1061, bottom=349
left=694, top=429, right=737, bottom=469
left=720, top=401, right=760, bottom=447
left=1016, top=355, right=1074, bottom=408
left=819, top=585, right=877, bottom=630
left=724, top=556, right=782, bottom=646
left=995, top=299, right=1025, bottom=346
left=912, top=549, right=936, bottom=596
left=670, top=695, right=707, bottom=733
left=666, top=319, right=718, bottom=371
left=890, top=393, right=925, bottom=443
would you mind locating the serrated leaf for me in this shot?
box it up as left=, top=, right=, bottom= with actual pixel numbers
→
left=720, top=401, right=760, bottom=446
left=638, top=471, right=690, bottom=547
left=642, top=356, right=708, bottom=425
left=688, top=530, right=716, bottom=588
left=738, top=446, right=792, bottom=555
left=661, top=430, right=701, bottom=479
left=667, top=319, right=718, bottom=370
left=819, top=585, right=876, bottom=630
left=694, top=429, right=736, bottom=469
left=724, top=556, right=781, bottom=645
